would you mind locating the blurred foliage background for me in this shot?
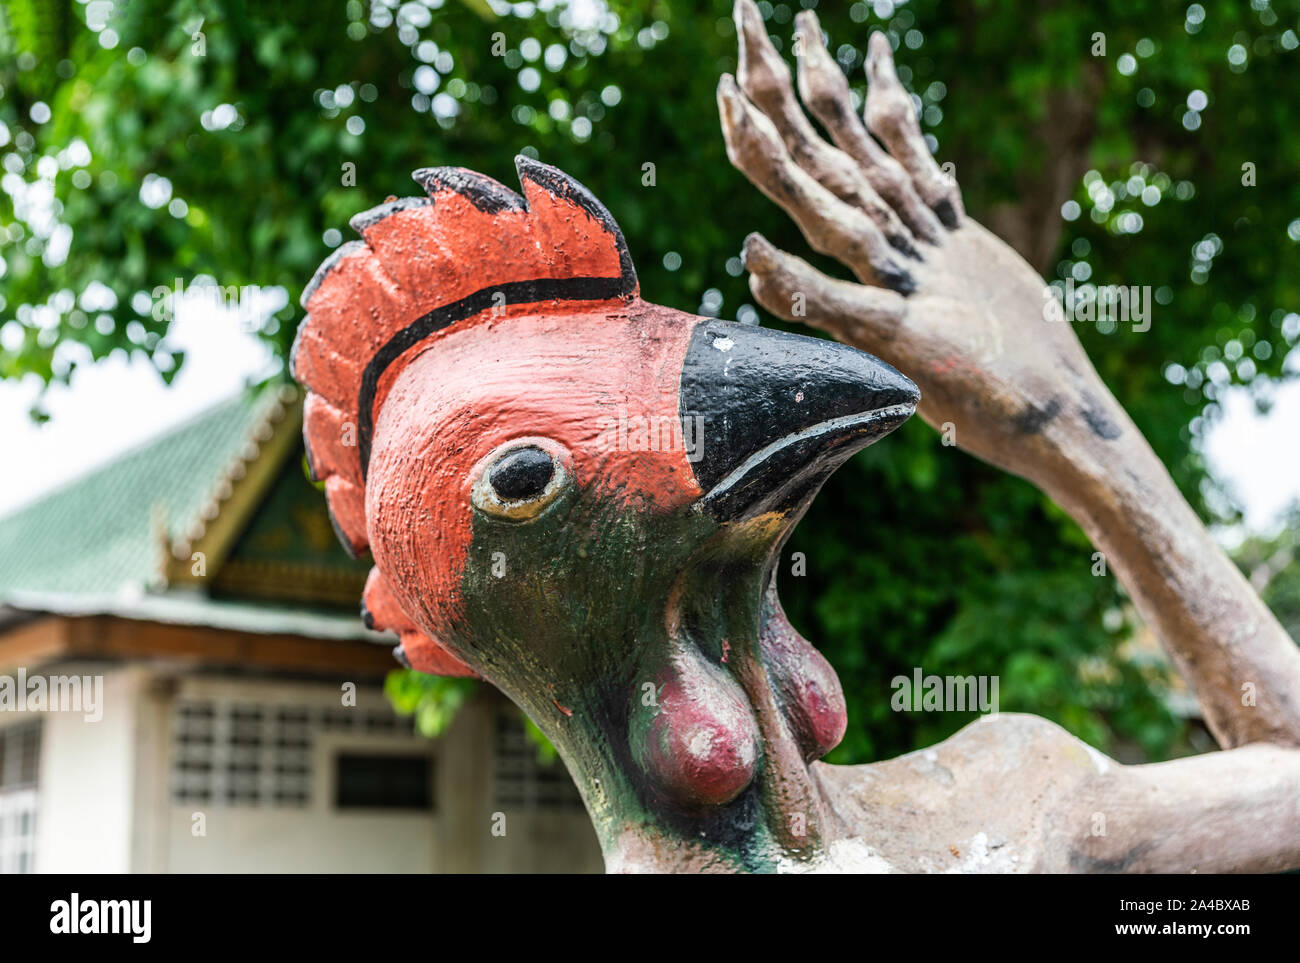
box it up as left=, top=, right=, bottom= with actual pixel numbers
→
left=3, top=0, right=1299, bottom=764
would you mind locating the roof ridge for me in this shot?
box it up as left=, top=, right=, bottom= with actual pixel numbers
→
left=166, top=385, right=304, bottom=569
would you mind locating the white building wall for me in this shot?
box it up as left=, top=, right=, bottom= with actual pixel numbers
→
left=157, top=674, right=439, bottom=873
left=166, top=807, right=437, bottom=873
left=434, top=697, right=603, bottom=873
left=33, top=664, right=143, bottom=873
left=11, top=659, right=601, bottom=873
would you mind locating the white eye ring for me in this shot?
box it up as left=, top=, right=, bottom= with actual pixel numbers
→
left=470, top=439, right=570, bottom=522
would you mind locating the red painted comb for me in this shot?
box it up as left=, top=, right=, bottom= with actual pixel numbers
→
left=292, top=156, right=639, bottom=557
left=293, top=158, right=639, bottom=673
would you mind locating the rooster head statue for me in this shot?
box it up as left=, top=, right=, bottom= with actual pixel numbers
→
left=293, top=157, right=918, bottom=871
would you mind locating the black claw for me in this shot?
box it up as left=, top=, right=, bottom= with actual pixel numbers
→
left=392, top=644, right=412, bottom=668
left=933, top=198, right=961, bottom=230
left=880, top=263, right=917, bottom=295
left=360, top=597, right=375, bottom=630
left=889, top=232, right=923, bottom=261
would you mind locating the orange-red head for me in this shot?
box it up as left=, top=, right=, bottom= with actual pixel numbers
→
left=294, top=159, right=916, bottom=829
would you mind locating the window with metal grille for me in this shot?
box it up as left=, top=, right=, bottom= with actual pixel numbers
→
left=0, top=722, right=41, bottom=874
left=492, top=711, right=585, bottom=812
left=171, top=699, right=415, bottom=808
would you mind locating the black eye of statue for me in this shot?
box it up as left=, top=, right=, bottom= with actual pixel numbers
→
left=489, top=446, right=555, bottom=501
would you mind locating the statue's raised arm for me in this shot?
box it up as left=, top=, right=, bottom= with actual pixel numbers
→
left=720, top=0, right=1300, bottom=751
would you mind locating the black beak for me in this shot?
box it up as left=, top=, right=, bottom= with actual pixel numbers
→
left=680, top=320, right=919, bottom=522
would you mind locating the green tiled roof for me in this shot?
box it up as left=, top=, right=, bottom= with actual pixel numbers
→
left=0, top=386, right=280, bottom=598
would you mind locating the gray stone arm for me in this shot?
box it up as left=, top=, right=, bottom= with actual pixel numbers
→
left=719, top=1, right=1300, bottom=750
left=812, top=714, right=1300, bottom=873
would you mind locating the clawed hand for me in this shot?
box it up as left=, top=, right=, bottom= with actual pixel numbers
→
left=717, top=0, right=1300, bottom=872
left=719, top=0, right=1116, bottom=486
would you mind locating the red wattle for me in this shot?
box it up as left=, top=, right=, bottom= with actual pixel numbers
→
left=760, top=587, right=848, bottom=762
left=630, top=645, right=759, bottom=808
